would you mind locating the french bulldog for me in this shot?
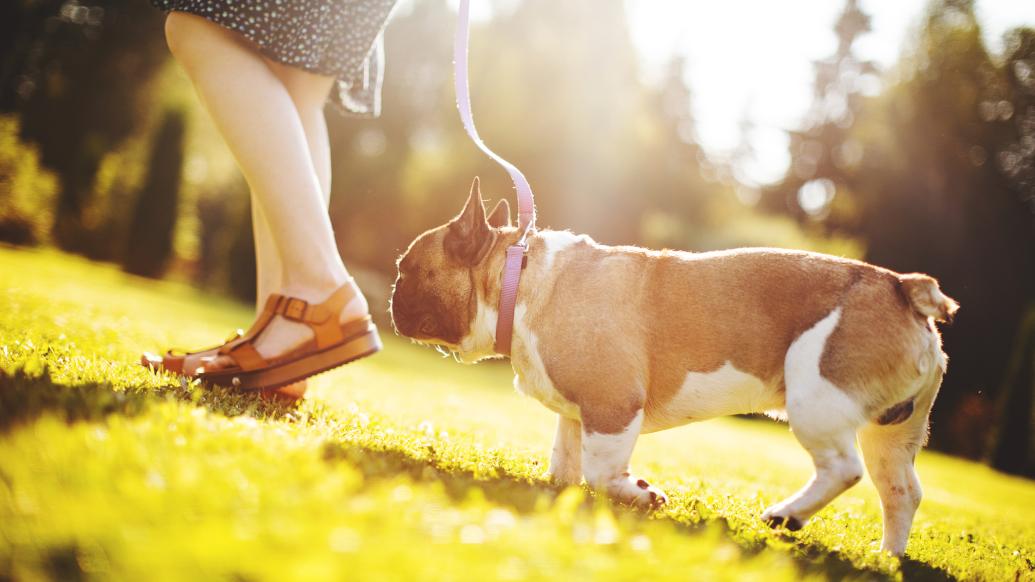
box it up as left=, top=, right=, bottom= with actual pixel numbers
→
left=390, top=179, right=957, bottom=556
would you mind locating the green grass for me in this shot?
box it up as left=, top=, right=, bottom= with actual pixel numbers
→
left=1, top=247, right=1034, bottom=581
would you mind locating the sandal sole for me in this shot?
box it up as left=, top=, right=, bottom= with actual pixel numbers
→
left=200, top=325, right=383, bottom=392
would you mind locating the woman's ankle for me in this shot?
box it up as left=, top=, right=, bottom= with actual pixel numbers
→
left=280, top=270, right=351, bottom=304
left=279, top=273, right=369, bottom=322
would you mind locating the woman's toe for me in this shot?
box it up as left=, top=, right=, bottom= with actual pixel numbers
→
left=198, top=354, right=231, bottom=373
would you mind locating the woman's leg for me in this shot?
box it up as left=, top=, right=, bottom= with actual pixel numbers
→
left=164, top=11, right=366, bottom=365
left=251, top=61, right=344, bottom=396
left=253, top=58, right=336, bottom=310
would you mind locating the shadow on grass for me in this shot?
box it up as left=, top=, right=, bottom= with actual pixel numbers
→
left=319, top=437, right=958, bottom=582
left=0, top=367, right=958, bottom=582
left=0, top=367, right=302, bottom=434
left=0, top=369, right=155, bottom=432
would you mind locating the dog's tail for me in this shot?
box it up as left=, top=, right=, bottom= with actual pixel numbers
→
left=898, top=273, right=959, bottom=323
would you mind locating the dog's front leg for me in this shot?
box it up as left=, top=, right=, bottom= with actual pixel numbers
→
left=581, top=408, right=667, bottom=509
left=547, top=415, right=583, bottom=485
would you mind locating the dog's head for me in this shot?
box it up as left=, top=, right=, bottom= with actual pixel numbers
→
left=390, top=178, right=513, bottom=361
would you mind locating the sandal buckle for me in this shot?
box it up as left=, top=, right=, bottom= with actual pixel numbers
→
left=282, top=297, right=309, bottom=322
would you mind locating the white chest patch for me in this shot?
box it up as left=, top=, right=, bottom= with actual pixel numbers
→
left=456, top=299, right=498, bottom=363
left=643, top=362, right=780, bottom=433
left=510, top=304, right=580, bottom=419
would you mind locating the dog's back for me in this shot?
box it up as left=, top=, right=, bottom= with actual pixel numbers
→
left=524, top=235, right=955, bottom=427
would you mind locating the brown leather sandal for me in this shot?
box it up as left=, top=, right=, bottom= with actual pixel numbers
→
left=141, top=329, right=244, bottom=376
left=141, top=329, right=310, bottom=400
left=198, top=280, right=381, bottom=392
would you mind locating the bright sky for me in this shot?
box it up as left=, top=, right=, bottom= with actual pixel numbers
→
left=625, top=0, right=1035, bottom=186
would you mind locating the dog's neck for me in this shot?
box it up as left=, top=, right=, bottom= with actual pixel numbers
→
left=456, top=229, right=590, bottom=363
left=457, top=298, right=499, bottom=362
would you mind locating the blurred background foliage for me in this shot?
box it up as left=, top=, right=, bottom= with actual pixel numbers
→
left=0, top=0, right=1033, bottom=475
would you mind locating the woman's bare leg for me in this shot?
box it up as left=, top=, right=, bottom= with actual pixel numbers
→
left=164, top=11, right=367, bottom=367
left=251, top=61, right=342, bottom=396
left=253, top=57, right=336, bottom=309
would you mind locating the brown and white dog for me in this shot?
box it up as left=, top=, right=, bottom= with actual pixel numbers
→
left=390, top=179, right=958, bottom=556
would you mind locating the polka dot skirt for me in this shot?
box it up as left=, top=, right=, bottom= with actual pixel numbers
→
left=153, top=0, right=398, bottom=117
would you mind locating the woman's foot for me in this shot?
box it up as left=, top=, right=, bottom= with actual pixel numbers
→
left=201, top=278, right=371, bottom=373
left=178, top=350, right=216, bottom=378
left=141, top=329, right=243, bottom=378
left=143, top=339, right=310, bottom=399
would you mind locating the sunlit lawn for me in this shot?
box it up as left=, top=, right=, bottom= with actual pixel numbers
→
left=2, top=246, right=1034, bottom=581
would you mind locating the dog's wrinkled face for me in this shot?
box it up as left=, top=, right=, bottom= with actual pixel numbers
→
left=391, top=178, right=511, bottom=353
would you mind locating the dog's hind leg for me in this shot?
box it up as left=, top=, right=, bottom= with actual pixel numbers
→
left=580, top=408, right=667, bottom=508
left=763, top=308, right=866, bottom=531
left=858, top=375, right=939, bottom=556
left=547, top=415, right=583, bottom=485
left=857, top=422, right=923, bottom=556
left=762, top=414, right=863, bottom=530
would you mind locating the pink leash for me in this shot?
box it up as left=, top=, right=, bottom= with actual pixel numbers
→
left=454, top=0, right=536, bottom=356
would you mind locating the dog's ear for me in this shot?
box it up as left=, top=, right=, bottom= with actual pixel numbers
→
left=445, top=177, right=493, bottom=265
left=452, top=177, right=489, bottom=235
left=487, top=199, right=511, bottom=228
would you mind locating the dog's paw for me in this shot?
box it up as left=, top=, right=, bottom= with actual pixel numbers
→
left=761, top=506, right=805, bottom=531
left=611, top=476, right=668, bottom=509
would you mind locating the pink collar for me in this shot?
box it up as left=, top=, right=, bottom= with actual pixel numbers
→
left=454, top=0, right=536, bottom=356
left=493, top=236, right=529, bottom=355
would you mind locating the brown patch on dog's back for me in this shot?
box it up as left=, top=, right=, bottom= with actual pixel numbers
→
left=819, top=269, right=939, bottom=413
left=511, top=239, right=900, bottom=432
left=642, top=250, right=867, bottom=417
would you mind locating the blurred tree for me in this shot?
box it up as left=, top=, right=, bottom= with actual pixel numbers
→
left=0, top=1, right=61, bottom=108
left=326, top=0, right=727, bottom=276
left=0, top=0, right=167, bottom=253
left=985, top=27, right=1035, bottom=473
left=766, top=0, right=1035, bottom=465
left=997, top=27, right=1035, bottom=215
left=848, top=3, right=1034, bottom=461
left=195, top=193, right=232, bottom=291
left=482, top=0, right=648, bottom=244
left=226, top=199, right=258, bottom=305
left=193, top=178, right=256, bottom=304
left=123, top=109, right=185, bottom=278
left=987, top=306, right=1035, bottom=475
left=762, top=0, right=875, bottom=221
left=636, top=56, right=723, bottom=249
left=0, top=116, right=59, bottom=245
left=324, top=0, right=453, bottom=273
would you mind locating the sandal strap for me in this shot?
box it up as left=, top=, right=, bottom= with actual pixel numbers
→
left=215, top=292, right=287, bottom=371
left=215, top=279, right=362, bottom=372
left=222, top=341, right=267, bottom=371
left=164, top=329, right=244, bottom=359
left=273, top=282, right=359, bottom=349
